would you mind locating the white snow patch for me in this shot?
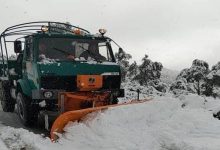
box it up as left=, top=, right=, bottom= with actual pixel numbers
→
left=56, top=95, right=220, bottom=150
left=0, top=127, right=58, bottom=150
left=8, top=68, right=17, bottom=75
left=38, top=55, right=57, bottom=64
left=1, top=94, right=220, bottom=149
left=81, top=60, right=117, bottom=66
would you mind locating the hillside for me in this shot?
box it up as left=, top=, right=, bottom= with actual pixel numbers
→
left=160, top=68, right=179, bottom=85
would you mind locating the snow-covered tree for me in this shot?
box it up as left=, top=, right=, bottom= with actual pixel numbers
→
left=118, top=54, right=167, bottom=96
left=170, top=78, right=187, bottom=91
left=115, top=48, right=132, bottom=81
left=134, top=55, right=163, bottom=85
left=205, top=61, right=220, bottom=97
left=173, top=59, right=209, bottom=95
left=207, top=62, right=220, bottom=85
left=128, top=61, right=138, bottom=78
left=170, top=78, right=189, bottom=95
left=148, top=79, right=167, bottom=93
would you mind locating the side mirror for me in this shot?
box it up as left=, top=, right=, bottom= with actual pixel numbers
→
left=14, top=41, right=22, bottom=53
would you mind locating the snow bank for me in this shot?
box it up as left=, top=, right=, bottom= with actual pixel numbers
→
left=0, top=139, right=8, bottom=150
left=0, top=127, right=57, bottom=150
left=56, top=95, right=220, bottom=150
left=1, top=95, right=220, bottom=150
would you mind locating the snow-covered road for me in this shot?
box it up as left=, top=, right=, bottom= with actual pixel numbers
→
left=0, top=106, right=23, bottom=128
left=1, top=94, right=220, bottom=150
left=0, top=105, right=49, bottom=150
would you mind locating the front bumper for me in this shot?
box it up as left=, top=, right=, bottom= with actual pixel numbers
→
left=32, top=89, right=124, bottom=100
left=32, top=89, right=64, bottom=100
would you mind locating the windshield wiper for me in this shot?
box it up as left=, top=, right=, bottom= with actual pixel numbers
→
left=53, top=47, right=75, bottom=61
left=53, top=47, right=72, bottom=56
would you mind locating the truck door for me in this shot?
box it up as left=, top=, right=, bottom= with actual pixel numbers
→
left=23, top=37, right=34, bottom=81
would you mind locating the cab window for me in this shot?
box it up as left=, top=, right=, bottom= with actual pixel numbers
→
left=25, top=37, right=33, bottom=61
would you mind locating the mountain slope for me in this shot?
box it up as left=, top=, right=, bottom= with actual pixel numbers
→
left=160, top=68, right=179, bottom=84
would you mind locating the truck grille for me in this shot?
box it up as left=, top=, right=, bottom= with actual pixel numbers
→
left=41, top=75, right=121, bottom=91
left=41, top=76, right=77, bottom=91
left=102, top=75, right=121, bottom=89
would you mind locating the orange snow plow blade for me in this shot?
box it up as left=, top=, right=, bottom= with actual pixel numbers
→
left=50, top=92, right=151, bottom=141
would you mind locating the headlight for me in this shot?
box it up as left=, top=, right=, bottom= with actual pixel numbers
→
left=43, top=91, right=53, bottom=98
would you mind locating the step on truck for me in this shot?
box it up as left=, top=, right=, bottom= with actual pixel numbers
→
left=0, top=21, right=144, bottom=141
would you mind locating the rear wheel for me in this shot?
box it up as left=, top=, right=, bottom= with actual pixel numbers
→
left=16, top=92, right=38, bottom=126
left=0, top=81, right=15, bottom=112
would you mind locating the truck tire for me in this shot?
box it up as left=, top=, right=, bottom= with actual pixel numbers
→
left=0, top=81, right=15, bottom=112
left=111, top=98, right=118, bottom=104
left=16, top=92, right=38, bottom=126
left=109, top=95, right=118, bottom=104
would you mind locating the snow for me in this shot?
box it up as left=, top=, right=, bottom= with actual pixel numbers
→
left=101, top=72, right=120, bottom=75
left=0, top=139, right=8, bottom=150
left=1, top=94, right=220, bottom=149
left=37, top=54, right=56, bottom=64
left=82, top=60, right=118, bottom=65
left=216, top=70, right=220, bottom=76
left=57, top=95, right=220, bottom=150
left=101, top=62, right=118, bottom=65
left=207, top=72, right=213, bottom=79
left=207, top=69, right=220, bottom=80
left=8, top=68, right=17, bottom=75
left=0, top=127, right=56, bottom=150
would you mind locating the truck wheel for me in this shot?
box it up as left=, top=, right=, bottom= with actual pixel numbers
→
left=0, top=81, right=15, bottom=112
left=109, top=95, right=118, bottom=104
left=16, top=92, right=38, bottom=126
left=111, top=98, right=118, bottom=104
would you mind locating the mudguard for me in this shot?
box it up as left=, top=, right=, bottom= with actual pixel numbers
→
left=17, top=79, right=32, bottom=97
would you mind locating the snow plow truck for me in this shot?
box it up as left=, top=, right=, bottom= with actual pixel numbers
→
left=0, top=22, right=143, bottom=141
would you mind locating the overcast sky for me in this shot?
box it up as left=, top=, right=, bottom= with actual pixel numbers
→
left=1, top=0, right=220, bottom=70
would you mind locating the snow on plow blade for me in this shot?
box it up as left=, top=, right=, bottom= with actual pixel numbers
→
left=50, top=96, right=150, bottom=141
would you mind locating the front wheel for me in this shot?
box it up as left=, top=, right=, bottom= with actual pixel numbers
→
left=16, top=93, right=38, bottom=126
left=109, top=94, right=119, bottom=105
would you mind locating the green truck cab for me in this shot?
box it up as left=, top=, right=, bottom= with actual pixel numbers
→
left=0, top=22, right=124, bottom=126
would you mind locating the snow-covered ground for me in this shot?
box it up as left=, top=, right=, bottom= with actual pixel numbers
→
left=1, top=94, right=220, bottom=150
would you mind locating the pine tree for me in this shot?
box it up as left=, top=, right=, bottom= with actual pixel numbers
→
left=128, top=61, right=138, bottom=78
left=205, top=61, right=220, bottom=97
left=135, top=55, right=163, bottom=85
left=174, top=59, right=209, bottom=95
left=115, top=48, right=132, bottom=81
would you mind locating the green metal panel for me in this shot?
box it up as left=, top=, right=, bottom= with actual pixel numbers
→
left=17, top=79, right=32, bottom=97
left=0, top=32, right=121, bottom=94
left=0, top=63, right=6, bottom=76
left=37, top=61, right=120, bottom=76
left=8, top=60, right=22, bottom=80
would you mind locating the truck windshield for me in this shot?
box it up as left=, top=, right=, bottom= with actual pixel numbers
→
left=38, top=38, right=113, bottom=62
